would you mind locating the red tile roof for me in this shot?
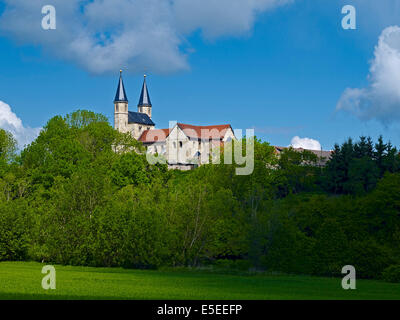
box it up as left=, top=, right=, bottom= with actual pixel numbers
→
left=177, top=123, right=231, bottom=140
left=138, top=128, right=170, bottom=143
left=139, top=123, right=232, bottom=143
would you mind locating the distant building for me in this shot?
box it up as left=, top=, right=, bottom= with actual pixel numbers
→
left=273, top=146, right=333, bottom=166
left=113, top=72, right=235, bottom=170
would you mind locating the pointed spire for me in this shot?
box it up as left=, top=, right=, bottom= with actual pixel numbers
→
left=138, top=74, right=152, bottom=106
left=114, top=69, right=128, bottom=102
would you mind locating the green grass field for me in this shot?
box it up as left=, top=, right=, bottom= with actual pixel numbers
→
left=0, top=262, right=399, bottom=300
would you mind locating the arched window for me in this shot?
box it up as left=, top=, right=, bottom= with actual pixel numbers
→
left=179, top=141, right=183, bottom=148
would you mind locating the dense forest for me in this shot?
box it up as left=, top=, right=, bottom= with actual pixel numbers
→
left=1, top=110, right=400, bottom=282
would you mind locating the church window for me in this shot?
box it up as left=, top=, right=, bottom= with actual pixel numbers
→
left=173, top=142, right=176, bottom=148
left=139, top=126, right=142, bottom=131
left=179, top=141, right=183, bottom=148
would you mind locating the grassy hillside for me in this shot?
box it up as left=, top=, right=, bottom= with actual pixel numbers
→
left=0, top=262, right=399, bottom=300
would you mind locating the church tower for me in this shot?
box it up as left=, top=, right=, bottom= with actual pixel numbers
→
left=114, top=70, right=129, bottom=133
left=137, top=75, right=152, bottom=118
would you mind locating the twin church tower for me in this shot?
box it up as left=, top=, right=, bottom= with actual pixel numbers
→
left=114, top=71, right=155, bottom=140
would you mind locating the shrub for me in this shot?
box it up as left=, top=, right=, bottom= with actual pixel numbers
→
left=313, top=219, right=348, bottom=276
left=347, top=240, right=394, bottom=279
left=0, top=202, right=30, bottom=261
left=260, top=215, right=316, bottom=275
left=382, top=265, right=400, bottom=283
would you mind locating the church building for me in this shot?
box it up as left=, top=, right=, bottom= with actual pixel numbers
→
left=114, top=71, right=236, bottom=170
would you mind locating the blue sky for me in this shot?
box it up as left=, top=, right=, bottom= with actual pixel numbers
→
left=1, top=0, right=400, bottom=150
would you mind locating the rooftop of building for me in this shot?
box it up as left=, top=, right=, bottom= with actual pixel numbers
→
left=138, top=123, right=233, bottom=143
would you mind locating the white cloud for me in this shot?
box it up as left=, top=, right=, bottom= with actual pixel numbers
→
left=337, top=26, right=400, bottom=124
left=173, top=0, right=293, bottom=39
left=0, top=101, right=42, bottom=149
left=0, top=0, right=292, bottom=74
left=290, top=136, right=321, bottom=150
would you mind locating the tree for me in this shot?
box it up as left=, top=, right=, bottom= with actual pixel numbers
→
left=65, top=109, right=108, bottom=129
left=374, top=135, right=387, bottom=176
left=258, top=212, right=315, bottom=274
left=111, top=152, right=169, bottom=188
left=0, top=200, right=30, bottom=261
left=274, top=148, right=319, bottom=197
left=0, top=129, right=17, bottom=175
left=313, top=218, right=348, bottom=276
left=324, top=136, right=399, bottom=195
left=382, top=142, right=400, bottom=174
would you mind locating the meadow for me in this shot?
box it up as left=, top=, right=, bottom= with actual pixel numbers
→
left=0, top=262, right=399, bottom=300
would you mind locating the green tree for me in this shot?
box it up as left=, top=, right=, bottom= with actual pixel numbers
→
left=274, top=148, right=320, bottom=197
left=0, top=200, right=30, bottom=261
left=65, top=109, right=108, bottom=129
left=313, top=218, right=348, bottom=276
left=0, top=129, right=17, bottom=177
